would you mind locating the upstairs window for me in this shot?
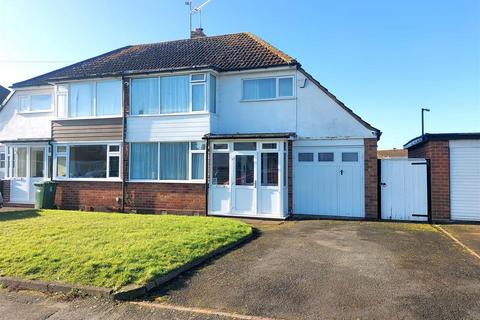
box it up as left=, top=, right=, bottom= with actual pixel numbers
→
left=57, top=80, right=122, bottom=119
left=242, top=76, right=294, bottom=100
left=19, top=94, right=52, bottom=112
left=131, top=73, right=214, bottom=115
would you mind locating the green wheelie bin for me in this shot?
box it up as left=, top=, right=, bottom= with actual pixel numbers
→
left=34, top=181, right=57, bottom=209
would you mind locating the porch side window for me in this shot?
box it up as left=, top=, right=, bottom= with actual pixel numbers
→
left=212, top=153, right=229, bottom=185
left=30, top=147, right=45, bottom=178
left=261, top=153, right=278, bottom=186
left=16, top=147, right=27, bottom=178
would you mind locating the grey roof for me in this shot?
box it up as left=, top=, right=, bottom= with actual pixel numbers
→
left=404, top=132, right=480, bottom=149
left=11, top=33, right=298, bottom=88
left=0, top=85, right=10, bottom=104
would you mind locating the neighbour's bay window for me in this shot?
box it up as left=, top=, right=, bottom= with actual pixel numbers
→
left=130, top=73, right=216, bottom=115
left=55, top=80, right=122, bottom=118
left=129, top=141, right=205, bottom=182
left=54, top=144, right=121, bottom=179
left=242, top=76, right=294, bottom=100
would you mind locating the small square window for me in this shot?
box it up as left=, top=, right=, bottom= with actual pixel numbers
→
left=56, top=146, right=67, bottom=153
left=262, top=143, right=277, bottom=150
left=191, top=142, right=206, bottom=150
left=191, top=74, right=206, bottom=82
left=213, top=143, right=228, bottom=150
left=233, top=142, right=256, bottom=151
left=342, top=152, right=358, bottom=162
left=298, top=153, right=313, bottom=162
left=109, top=145, right=120, bottom=152
left=318, top=152, right=334, bottom=162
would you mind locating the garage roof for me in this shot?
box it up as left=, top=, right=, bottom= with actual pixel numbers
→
left=404, top=133, right=480, bottom=149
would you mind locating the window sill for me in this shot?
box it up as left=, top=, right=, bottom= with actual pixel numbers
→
left=128, top=112, right=210, bottom=118
left=54, top=115, right=123, bottom=121
left=54, top=178, right=122, bottom=182
left=18, top=109, right=53, bottom=115
left=240, top=97, right=296, bottom=103
left=128, top=179, right=206, bottom=184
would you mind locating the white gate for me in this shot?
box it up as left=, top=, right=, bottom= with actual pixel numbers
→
left=380, top=158, right=429, bottom=221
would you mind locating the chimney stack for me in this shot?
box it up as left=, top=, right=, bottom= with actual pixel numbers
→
left=191, top=28, right=206, bottom=39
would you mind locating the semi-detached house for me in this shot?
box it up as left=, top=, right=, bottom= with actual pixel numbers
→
left=0, top=31, right=381, bottom=219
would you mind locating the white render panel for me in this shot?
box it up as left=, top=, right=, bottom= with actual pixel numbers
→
left=126, top=114, right=210, bottom=142
left=450, top=140, right=480, bottom=221
left=0, top=88, right=54, bottom=141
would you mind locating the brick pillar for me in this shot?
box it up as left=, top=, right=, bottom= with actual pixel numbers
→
left=364, top=138, right=379, bottom=219
left=408, top=141, right=450, bottom=221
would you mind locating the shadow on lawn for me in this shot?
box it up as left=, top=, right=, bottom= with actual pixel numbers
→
left=143, top=227, right=261, bottom=301
left=0, top=210, right=40, bottom=222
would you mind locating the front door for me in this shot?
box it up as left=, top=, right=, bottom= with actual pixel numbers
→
left=8, top=145, right=48, bottom=204
left=232, top=152, right=257, bottom=214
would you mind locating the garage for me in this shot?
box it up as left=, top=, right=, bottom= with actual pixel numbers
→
left=450, top=140, right=480, bottom=221
left=293, top=143, right=365, bottom=217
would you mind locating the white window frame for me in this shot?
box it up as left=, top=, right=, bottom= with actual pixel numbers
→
left=128, top=141, right=206, bottom=183
left=53, top=142, right=122, bottom=181
left=0, top=152, right=5, bottom=170
left=241, top=75, right=295, bottom=101
left=129, top=72, right=214, bottom=117
left=55, top=79, right=123, bottom=120
left=18, top=94, right=53, bottom=113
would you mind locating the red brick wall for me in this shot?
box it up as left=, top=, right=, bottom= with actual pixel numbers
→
left=364, top=138, right=379, bottom=219
left=55, top=181, right=123, bottom=211
left=125, top=182, right=205, bottom=215
left=408, top=141, right=450, bottom=221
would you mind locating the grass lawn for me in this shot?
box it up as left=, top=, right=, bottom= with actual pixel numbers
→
left=0, top=210, right=252, bottom=290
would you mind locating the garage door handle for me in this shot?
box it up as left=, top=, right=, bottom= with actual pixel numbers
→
left=380, top=182, right=387, bottom=186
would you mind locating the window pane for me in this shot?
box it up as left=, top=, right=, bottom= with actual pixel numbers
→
left=159, top=142, right=188, bottom=180
left=262, top=143, right=277, bottom=150
left=69, top=145, right=107, bottom=178
left=109, top=145, right=120, bottom=152
left=191, top=153, right=204, bottom=180
left=69, top=82, right=93, bottom=117
left=261, top=153, right=278, bottom=186
left=16, top=147, right=27, bottom=178
left=96, top=80, right=121, bottom=116
left=30, top=148, right=45, bottom=178
left=57, top=157, right=67, bottom=178
left=243, top=78, right=276, bottom=100
left=318, top=152, right=334, bottom=162
left=235, top=155, right=254, bottom=186
left=57, top=146, right=67, bottom=153
left=191, top=142, right=205, bottom=150
left=160, top=76, right=189, bottom=114
left=109, top=156, right=120, bottom=178
left=233, top=142, right=256, bottom=151
left=191, top=74, right=205, bottom=81
left=131, top=78, right=159, bottom=115
left=19, top=96, right=29, bottom=112
left=279, top=78, right=293, bottom=97
left=212, top=153, right=229, bottom=185
left=209, top=74, right=216, bottom=113
left=192, top=84, right=205, bottom=111
left=57, top=94, right=66, bottom=118
left=131, top=143, right=158, bottom=180
left=342, top=152, right=358, bottom=162
left=0, top=153, right=5, bottom=161
left=298, top=153, right=313, bottom=162
left=213, top=143, right=228, bottom=150
left=31, top=95, right=51, bottom=111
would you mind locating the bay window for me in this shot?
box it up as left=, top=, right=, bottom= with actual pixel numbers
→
left=242, top=76, right=295, bottom=100
left=130, top=73, right=215, bottom=115
left=57, top=80, right=122, bottom=119
left=54, top=144, right=121, bottom=179
left=129, top=141, right=206, bottom=182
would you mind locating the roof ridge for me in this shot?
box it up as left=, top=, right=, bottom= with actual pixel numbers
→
left=244, top=32, right=297, bottom=65
left=131, top=32, right=250, bottom=48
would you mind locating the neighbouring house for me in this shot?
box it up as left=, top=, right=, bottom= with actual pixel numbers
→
left=0, top=85, right=11, bottom=179
left=377, top=148, right=407, bottom=159
left=0, top=30, right=381, bottom=219
left=405, top=133, right=480, bottom=222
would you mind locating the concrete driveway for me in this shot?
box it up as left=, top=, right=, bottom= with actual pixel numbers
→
left=150, top=220, right=480, bottom=320
left=439, top=224, right=480, bottom=256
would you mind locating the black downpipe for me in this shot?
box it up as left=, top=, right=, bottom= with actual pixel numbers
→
left=426, top=159, right=432, bottom=223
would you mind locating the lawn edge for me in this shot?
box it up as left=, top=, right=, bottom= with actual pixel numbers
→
left=113, top=230, right=254, bottom=300
left=0, top=230, right=254, bottom=301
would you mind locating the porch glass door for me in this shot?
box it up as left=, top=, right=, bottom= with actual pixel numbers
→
left=232, top=153, right=256, bottom=214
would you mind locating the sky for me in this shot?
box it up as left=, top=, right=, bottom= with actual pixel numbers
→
left=0, top=0, right=479, bottom=149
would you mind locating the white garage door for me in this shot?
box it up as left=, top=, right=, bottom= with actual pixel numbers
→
left=450, top=140, right=480, bottom=221
left=293, top=145, right=364, bottom=217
